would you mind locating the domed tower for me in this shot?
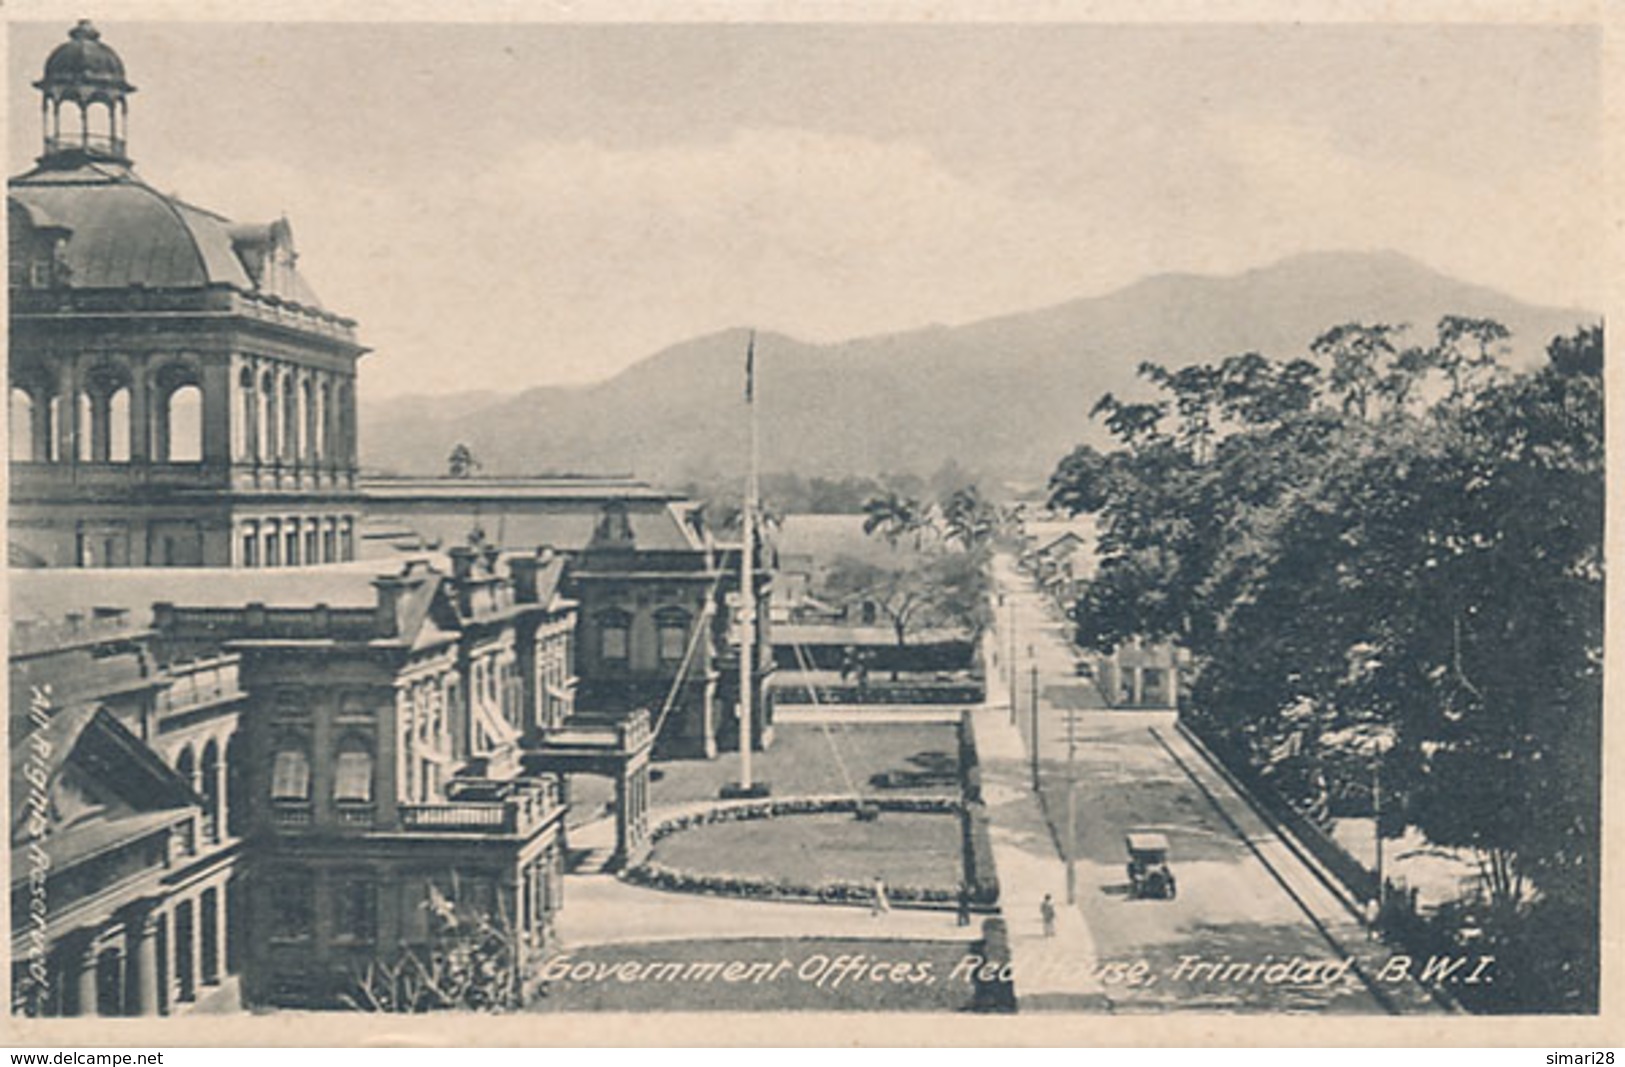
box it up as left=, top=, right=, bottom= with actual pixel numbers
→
left=34, top=20, right=135, bottom=167
left=10, top=23, right=370, bottom=570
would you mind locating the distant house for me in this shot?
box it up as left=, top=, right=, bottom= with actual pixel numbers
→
left=772, top=514, right=975, bottom=673
left=1020, top=519, right=1097, bottom=605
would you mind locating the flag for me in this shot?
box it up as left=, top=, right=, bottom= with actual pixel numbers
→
left=744, top=330, right=755, bottom=403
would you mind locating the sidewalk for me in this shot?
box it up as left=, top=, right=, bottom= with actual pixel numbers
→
left=1156, top=724, right=1451, bottom=1015
left=971, top=697, right=1109, bottom=1011
left=558, top=871, right=981, bottom=948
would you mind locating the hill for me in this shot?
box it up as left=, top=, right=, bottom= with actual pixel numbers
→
left=358, top=251, right=1594, bottom=487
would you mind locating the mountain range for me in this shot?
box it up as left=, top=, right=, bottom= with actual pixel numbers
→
left=358, top=251, right=1595, bottom=489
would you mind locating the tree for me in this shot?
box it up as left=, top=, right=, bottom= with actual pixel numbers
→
left=861, top=491, right=933, bottom=549
left=1431, top=315, right=1511, bottom=403
left=447, top=442, right=481, bottom=479
left=1311, top=322, right=1404, bottom=421
left=822, top=551, right=991, bottom=652
left=346, top=876, right=524, bottom=1012
left=1044, top=318, right=1604, bottom=1011
left=941, top=484, right=999, bottom=552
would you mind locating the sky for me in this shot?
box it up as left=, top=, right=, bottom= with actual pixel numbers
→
left=7, top=16, right=1606, bottom=399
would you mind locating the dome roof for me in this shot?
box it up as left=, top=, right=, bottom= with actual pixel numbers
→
left=9, top=162, right=328, bottom=310
left=36, top=21, right=134, bottom=97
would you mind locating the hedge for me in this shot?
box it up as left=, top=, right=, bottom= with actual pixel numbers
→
left=625, top=796, right=998, bottom=911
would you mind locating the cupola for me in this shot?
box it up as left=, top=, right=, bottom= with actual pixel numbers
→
left=34, top=20, right=136, bottom=167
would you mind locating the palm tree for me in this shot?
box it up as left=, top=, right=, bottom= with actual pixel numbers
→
left=942, top=485, right=997, bottom=551
left=862, top=492, right=933, bottom=549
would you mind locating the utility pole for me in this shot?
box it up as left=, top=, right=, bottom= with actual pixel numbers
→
left=1029, top=663, right=1040, bottom=791
left=1373, top=756, right=1384, bottom=915
left=1066, top=702, right=1077, bottom=904
left=1007, top=596, right=1017, bottom=725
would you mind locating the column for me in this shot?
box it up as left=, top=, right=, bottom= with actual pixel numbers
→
left=211, top=883, right=229, bottom=983
left=614, top=770, right=631, bottom=868
left=1130, top=666, right=1144, bottom=707
left=201, top=357, right=231, bottom=470
left=89, top=392, right=111, bottom=462
left=124, top=910, right=161, bottom=1016
left=215, top=751, right=229, bottom=841
left=55, top=358, right=78, bottom=466
left=73, top=936, right=101, bottom=1017
left=128, top=358, right=150, bottom=464
left=30, top=386, right=53, bottom=462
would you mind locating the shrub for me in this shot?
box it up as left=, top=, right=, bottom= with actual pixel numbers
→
left=625, top=795, right=980, bottom=911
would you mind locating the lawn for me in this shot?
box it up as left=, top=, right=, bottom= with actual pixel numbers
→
left=648, top=722, right=962, bottom=807
left=530, top=937, right=979, bottom=1012
left=649, top=810, right=963, bottom=893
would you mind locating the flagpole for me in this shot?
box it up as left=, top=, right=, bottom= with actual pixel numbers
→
left=740, top=330, right=757, bottom=790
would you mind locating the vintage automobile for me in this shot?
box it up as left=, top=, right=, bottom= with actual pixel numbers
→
left=1125, top=831, right=1177, bottom=900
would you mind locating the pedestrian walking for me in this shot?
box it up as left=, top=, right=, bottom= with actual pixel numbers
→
left=871, top=875, right=891, bottom=918
left=957, top=883, right=972, bottom=927
left=1040, top=893, right=1056, bottom=937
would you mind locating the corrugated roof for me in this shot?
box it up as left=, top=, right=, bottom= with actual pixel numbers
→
left=362, top=499, right=704, bottom=554
left=361, top=477, right=675, bottom=501
left=8, top=562, right=393, bottom=627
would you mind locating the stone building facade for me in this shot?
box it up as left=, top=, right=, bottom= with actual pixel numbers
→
left=10, top=549, right=652, bottom=1013
left=9, top=609, right=245, bottom=1016
left=362, top=478, right=774, bottom=758
left=8, top=21, right=366, bottom=570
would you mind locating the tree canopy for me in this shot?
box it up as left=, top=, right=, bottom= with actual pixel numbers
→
left=1047, top=319, right=1603, bottom=1011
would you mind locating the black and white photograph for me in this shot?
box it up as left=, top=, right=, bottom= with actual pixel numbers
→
left=3, top=2, right=1613, bottom=1046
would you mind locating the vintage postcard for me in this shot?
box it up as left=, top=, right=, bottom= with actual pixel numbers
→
left=2, top=0, right=1618, bottom=1048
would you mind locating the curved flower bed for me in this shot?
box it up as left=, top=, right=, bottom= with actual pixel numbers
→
left=625, top=795, right=999, bottom=911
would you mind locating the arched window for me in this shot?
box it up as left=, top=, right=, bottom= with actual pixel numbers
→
left=333, top=740, right=373, bottom=804
left=106, top=387, right=129, bottom=462
left=271, top=746, right=310, bottom=801
left=10, top=388, right=36, bottom=461
left=154, top=361, right=203, bottom=463
left=655, top=608, right=692, bottom=666
left=237, top=368, right=256, bottom=461
left=317, top=381, right=332, bottom=462
left=176, top=744, right=197, bottom=791
left=85, top=361, right=135, bottom=464
left=282, top=375, right=298, bottom=462
left=597, top=610, right=631, bottom=664
left=200, top=739, right=222, bottom=841
left=260, top=370, right=277, bottom=460
left=85, top=99, right=114, bottom=149
left=303, top=379, right=317, bottom=463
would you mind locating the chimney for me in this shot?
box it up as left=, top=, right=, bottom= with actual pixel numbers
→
left=508, top=546, right=554, bottom=603
left=371, top=576, right=410, bottom=636
left=449, top=545, right=476, bottom=582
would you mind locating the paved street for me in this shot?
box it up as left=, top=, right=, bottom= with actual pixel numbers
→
left=989, top=552, right=1445, bottom=1014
